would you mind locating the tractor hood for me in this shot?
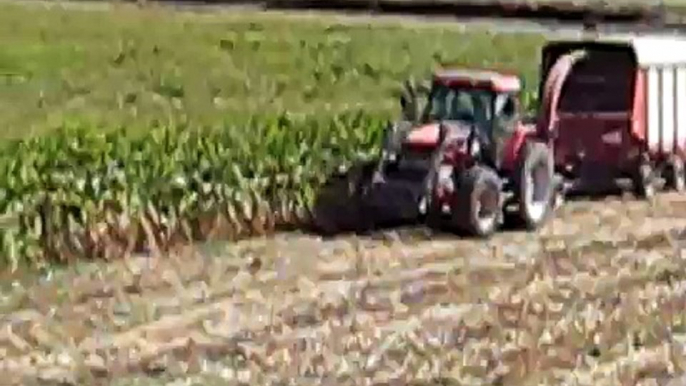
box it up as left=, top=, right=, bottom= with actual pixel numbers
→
left=404, top=121, right=473, bottom=148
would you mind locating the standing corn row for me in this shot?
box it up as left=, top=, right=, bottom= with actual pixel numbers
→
left=0, top=112, right=386, bottom=268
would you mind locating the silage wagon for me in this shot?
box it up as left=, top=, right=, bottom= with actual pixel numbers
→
left=539, top=34, right=686, bottom=198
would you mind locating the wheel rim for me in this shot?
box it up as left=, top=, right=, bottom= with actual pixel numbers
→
left=475, top=186, right=499, bottom=231
left=525, top=160, right=551, bottom=222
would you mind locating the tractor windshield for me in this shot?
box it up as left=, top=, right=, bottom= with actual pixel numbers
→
left=422, top=83, right=493, bottom=126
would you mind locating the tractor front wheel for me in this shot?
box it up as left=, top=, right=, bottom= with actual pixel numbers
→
left=515, top=141, right=555, bottom=231
left=452, top=166, right=502, bottom=238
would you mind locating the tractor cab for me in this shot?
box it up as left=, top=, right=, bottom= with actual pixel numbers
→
left=423, top=69, right=522, bottom=123
left=401, top=69, right=526, bottom=170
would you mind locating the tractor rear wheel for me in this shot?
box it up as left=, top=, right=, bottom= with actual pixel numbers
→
left=515, top=141, right=555, bottom=231
left=452, top=166, right=502, bottom=238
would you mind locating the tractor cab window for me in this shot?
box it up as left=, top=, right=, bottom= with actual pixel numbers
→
left=422, top=83, right=493, bottom=128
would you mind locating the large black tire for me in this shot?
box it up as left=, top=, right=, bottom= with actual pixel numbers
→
left=664, top=156, right=686, bottom=193
left=451, top=166, right=502, bottom=238
left=310, top=160, right=376, bottom=236
left=514, top=141, right=556, bottom=231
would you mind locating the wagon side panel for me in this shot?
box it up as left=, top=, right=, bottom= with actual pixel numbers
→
left=647, top=66, right=662, bottom=155
left=661, top=66, right=676, bottom=155
left=676, top=66, right=686, bottom=155
left=647, top=65, right=686, bottom=156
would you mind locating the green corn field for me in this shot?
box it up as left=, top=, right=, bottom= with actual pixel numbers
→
left=0, top=3, right=545, bottom=269
left=0, top=113, right=380, bottom=268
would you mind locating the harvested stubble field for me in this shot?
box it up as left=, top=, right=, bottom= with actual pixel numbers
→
left=3, top=194, right=686, bottom=386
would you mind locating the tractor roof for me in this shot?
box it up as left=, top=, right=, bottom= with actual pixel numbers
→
left=433, top=68, right=522, bottom=93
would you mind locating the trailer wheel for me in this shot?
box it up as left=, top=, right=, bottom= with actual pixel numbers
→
left=665, top=156, right=686, bottom=193
left=515, top=141, right=555, bottom=231
left=633, top=162, right=656, bottom=199
left=452, top=166, right=502, bottom=238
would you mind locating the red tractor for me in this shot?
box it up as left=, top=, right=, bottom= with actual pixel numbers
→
left=313, top=66, right=568, bottom=238
left=371, top=69, right=562, bottom=237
